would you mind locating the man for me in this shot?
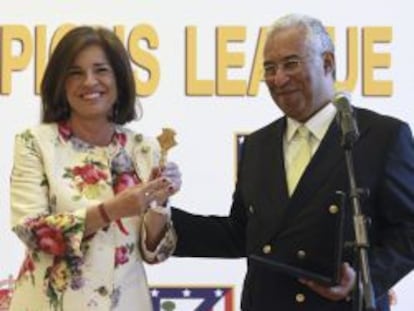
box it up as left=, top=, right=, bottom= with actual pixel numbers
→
left=172, top=14, right=414, bottom=310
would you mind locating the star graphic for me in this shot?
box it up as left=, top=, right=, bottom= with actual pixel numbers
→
left=182, top=288, right=191, bottom=297
left=151, top=289, right=159, bottom=297
left=214, top=289, right=223, bottom=297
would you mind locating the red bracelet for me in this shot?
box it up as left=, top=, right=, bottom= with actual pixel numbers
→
left=98, top=203, right=111, bottom=224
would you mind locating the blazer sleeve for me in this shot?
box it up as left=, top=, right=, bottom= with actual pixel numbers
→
left=10, top=129, right=86, bottom=258
left=136, top=136, right=177, bottom=263
left=172, top=136, right=249, bottom=258
left=369, top=122, right=414, bottom=297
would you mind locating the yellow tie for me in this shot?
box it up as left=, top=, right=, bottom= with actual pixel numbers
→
left=287, top=126, right=312, bottom=196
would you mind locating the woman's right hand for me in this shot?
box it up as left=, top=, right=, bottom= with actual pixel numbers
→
left=104, top=177, right=174, bottom=219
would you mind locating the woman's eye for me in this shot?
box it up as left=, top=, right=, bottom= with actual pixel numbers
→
left=96, top=66, right=111, bottom=74
left=67, top=70, right=82, bottom=76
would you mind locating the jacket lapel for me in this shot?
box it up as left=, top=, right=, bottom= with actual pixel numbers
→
left=257, top=109, right=370, bottom=241
left=285, top=110, right=370, bottom=219
left=257, top=119, right=290, bottom=238
left=286, top=120, right=343, bottom=213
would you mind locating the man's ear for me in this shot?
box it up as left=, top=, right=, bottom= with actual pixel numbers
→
left=323, top=51, right=336, bottom=77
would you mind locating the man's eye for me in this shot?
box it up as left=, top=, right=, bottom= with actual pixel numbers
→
left=283, top=60, right=300, bottom=70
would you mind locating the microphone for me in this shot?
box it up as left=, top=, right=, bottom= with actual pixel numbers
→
left=334, top=92, right=359, bottom=149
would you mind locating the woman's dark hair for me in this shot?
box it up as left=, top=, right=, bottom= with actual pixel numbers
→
left=41, top=26, right=137, bottom=124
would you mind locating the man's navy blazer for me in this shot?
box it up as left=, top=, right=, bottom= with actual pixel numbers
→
left=172, top=107, right=414, bottom=311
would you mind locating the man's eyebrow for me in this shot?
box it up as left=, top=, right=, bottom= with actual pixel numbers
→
left=263, top=54, right=302, bottom=65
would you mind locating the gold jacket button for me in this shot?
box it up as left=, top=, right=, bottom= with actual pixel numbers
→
left=141, top=145, right=150, bottom=153
left=295, top=293, right=306, bottom=303
left=96, top=286, right=108, bottom=296
left=329, top=204, right=339, bottom=214
left=134, top=133, right=143, bottom=143
left=248, top=205, right=254, bottom=214
left=297, top=249, right=306, bottom=259
left=262, top=245, right=272, bottom=254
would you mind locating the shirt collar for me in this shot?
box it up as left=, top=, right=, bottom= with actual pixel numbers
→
left=57, top=121, right=126, bottom=147
left=286, top=103, right=337, bottom=143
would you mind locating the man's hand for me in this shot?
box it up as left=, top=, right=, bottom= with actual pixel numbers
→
left=299, top=262, right=356, bottom=301
left=388, top=289, right=397, bottom=306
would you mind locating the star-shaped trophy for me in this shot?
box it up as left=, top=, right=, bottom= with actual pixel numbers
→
left=157, top=128, right=177, bottom=166
left=148, top=128, right=177, bottom=212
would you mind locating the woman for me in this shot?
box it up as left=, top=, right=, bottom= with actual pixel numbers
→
left=9, top=26, right=180, bottom=311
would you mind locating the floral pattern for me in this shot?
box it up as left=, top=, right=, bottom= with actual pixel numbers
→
left=10, top=123, right=176, bottom=311
left=13, top=213, right=85, bottom=309
left=16, top=255, right=35, bottom=284
left=114, top=244, right=133, bottom=268
left=63, top=160, right=109, bottom=200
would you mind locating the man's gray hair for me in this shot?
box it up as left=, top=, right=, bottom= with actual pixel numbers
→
left=267, top=14, right=334, bottom=55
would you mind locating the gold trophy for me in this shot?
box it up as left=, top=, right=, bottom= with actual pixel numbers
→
left=157, top=128, right=177, bottom=167
left=148, top=128, right=177, bottom=212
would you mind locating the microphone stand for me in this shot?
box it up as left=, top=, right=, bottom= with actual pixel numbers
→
left=341, top=136, right=376, bottom=311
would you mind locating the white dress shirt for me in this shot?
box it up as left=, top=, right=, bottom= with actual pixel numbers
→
left=284, top=103, right=337, bottom=191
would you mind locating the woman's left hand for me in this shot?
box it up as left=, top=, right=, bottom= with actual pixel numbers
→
left=160, top=162, right=182, bottom=195
left=144, top=162, right=181, bottom=250
left=150, top=161, right=182, bottom=204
